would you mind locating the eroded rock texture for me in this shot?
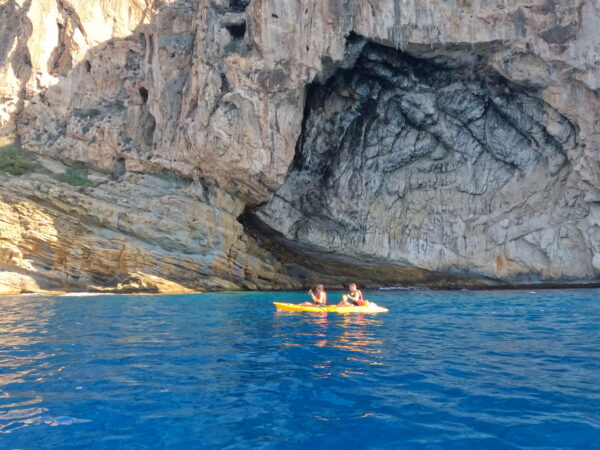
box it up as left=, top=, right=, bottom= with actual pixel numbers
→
left=258, top=41, right=595, bottom=283
left=0, top=0, right=599, bottom=293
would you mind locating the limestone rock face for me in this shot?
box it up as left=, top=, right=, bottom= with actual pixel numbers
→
left=0, top=0, right=599, bottom=293
left=257, top=41, right=596, bottom=283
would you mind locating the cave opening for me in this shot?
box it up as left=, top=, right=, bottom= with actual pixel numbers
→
left=139, top=86, right=149, bottom=104
left=229, top=0, right=249, bottom=13
left=240, top=37, right=577, bottom=287
left=225, top=21, right=246, bottom=40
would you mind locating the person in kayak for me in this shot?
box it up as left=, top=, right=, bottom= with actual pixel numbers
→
left=337, top=283, right=367, bottom=307
left=299, top=284, right=327, bottom=307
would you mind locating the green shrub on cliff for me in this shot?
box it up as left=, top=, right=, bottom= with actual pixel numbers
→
left=224, top=40, right=248, bottom=56
left=0, top=144, right=35, bottom=175
left=72, top=108, right=101, bottom=119
left=60, top=165, right=90, bottom=186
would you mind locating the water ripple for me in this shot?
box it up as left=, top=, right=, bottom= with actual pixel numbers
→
left=0, top=290, right=597, bottom=448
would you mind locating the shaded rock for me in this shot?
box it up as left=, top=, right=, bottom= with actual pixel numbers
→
left=256, top=41, right=596, bottom=284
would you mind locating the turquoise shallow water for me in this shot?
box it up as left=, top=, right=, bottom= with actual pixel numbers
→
left=0, top=289, right=598, bottom=449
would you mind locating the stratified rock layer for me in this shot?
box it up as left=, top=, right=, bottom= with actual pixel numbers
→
left=1, top=0, right=599, bottom=293
left=0, top=169, right=301, bottom=293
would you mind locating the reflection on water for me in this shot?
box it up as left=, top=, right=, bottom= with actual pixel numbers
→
left=274, top=311, right=385, bottom=380
left=278, top=312, right=384, bottom=353
left=0, top=297, right=53, bottom=432
left=333, top=314, right=384, bottom=355
left=0, top=296, right=89, bottom=434
left=0, top=296, right=56, bottom=346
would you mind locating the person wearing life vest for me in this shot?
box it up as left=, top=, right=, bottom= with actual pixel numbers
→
left=337, top=283, right=367, bottom=307
left=299, top=284, right=327, bottom=307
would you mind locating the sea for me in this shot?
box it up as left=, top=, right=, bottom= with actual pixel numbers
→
left=0, top=289, right=598, bottom=449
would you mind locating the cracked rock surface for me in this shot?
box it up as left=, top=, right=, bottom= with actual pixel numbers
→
left=257, top=41, right=597, bottom=283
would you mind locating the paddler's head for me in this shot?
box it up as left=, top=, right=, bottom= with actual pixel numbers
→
left=349, top=283, right=357, bottom=292
left=315, top=284, right=324, bottom=292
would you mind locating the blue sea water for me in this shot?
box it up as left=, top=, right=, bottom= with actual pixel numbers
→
left=0, top=289, right=598, bottom=449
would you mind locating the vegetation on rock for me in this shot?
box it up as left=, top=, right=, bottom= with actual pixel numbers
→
left=72, top=108, right=101, bottom=119
left=0, top=144, right=35, bottom=176
left=224, top=40, right=249, bottom=56
left=60, top=165, right=91, bottom=186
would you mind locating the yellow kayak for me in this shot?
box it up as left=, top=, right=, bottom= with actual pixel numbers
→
left=273, top=302, right=388, bottom=314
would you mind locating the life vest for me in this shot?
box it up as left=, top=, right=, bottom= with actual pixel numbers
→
left=314, top=291, right=325, bottom=304
left=350, top=290, right=365, bottom=305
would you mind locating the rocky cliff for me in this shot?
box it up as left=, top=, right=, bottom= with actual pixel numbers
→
left=1, top=0, right=599, bottom=294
